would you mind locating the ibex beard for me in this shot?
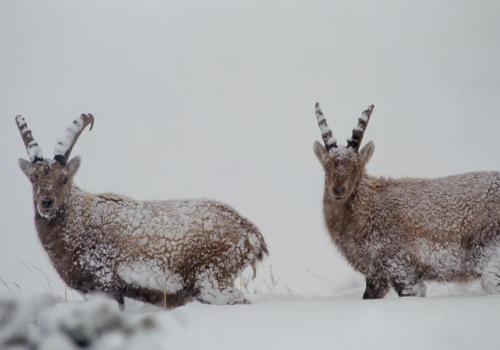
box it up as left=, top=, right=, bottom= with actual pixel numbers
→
left=16, top=114, right=268, bottom=308
left=313, top=102, right=500, bottom=299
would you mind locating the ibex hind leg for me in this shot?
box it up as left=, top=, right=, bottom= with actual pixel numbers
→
left=192, top=238, right=259, bottom=305
left=195, top=270, right=249, bottom=305
left=481, top=247, right=500, bottom=294
left=195, top=254, right=252, bottom=305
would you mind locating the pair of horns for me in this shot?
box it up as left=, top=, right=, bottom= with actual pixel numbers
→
left=16, top=114, right=94, bottom=165
left=315, top=102, right=374, bottom=153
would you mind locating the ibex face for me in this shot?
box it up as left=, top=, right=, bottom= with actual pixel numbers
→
left=18, top=158, right=80, bottom=219
left=314, top=143, right=374, bottom=203
left=16, top=114, right=93, bottom=219
left=313, top=103, right=375, bottom=204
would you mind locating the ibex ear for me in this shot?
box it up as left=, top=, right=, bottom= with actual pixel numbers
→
left=18, top=159, right=32, bottom=177
left=67, top=156, right=81, bottom=178
left=359, top=141, right=375, bottom=166
left=313, top=141, right=327, bottom=164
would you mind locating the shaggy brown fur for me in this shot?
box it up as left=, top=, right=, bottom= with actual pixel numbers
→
left=313, top=103, right=500, bottom=298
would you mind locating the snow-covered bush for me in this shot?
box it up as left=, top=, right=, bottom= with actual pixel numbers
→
left=0, top=295, right=163, bottom=350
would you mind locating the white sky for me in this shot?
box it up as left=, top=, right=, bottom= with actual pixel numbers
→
left=1, top=0, right=500, bottom=298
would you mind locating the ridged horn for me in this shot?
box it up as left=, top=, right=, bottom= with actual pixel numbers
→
left=54, top=113, right=94, bottom=165
left=15, top=115, right=44, bottom=163
left=315, top=102, right=337, bottom=152
left=347, top=105, right=374, bottom=152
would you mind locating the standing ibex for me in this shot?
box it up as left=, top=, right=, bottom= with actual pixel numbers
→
left=313, top=102, right=500, bottom=298
left=16, top=114, right=268, bottom=307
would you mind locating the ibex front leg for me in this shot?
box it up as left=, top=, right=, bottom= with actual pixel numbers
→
left=363, top=276, right=389, bottom=299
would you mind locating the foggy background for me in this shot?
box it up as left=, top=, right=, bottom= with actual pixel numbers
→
left=1, top=0, right=500, bottom=298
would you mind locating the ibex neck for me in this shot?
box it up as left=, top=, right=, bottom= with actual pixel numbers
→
left=34, top=185, right=88, bottom=284
left=323, top=174, right=372, bottom=239
left=33, top=186, right=82, bottom=258
left=323, top=192, right=354, bottom=235
left=34, top=203, right=67, bottom=251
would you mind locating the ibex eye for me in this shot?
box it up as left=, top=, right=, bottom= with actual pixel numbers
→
left=61, top=175, right=68, bottom=184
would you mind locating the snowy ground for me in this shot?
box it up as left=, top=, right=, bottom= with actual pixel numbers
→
left=3, top=288, right=500, bottom=350
left=160, top=293, right=500, bottom=350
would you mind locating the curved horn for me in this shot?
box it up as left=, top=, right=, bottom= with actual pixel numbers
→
left=347, top=105, right=374, bottom=152
left=315, top=102, right=337, bottom=152
left=15, top=115, right=44, bottom=163
left=54, top=113, right=94, bottom=165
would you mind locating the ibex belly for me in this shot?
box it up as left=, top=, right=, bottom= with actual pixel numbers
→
left=415, top=239, right=472, bottom=281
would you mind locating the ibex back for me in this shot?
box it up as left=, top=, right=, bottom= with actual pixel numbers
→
left=313, top=103, right=500, bottom=298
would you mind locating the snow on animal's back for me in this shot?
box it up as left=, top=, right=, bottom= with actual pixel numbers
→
left=386, top=171, right=500, bottom=219
left=390, top=171, right=499, bottom=201
left=76, top=187, right=258, bottom=240
left=369, top=171, right=500, bottom=251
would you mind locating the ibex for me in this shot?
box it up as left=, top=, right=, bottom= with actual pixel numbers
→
left=313, top=102, right=500, bottom=298
left=16, top=114, right=268, bottom=307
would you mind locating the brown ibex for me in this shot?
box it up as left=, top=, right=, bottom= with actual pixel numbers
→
left=16, top=114, right=268, bottom=308
left=313, top=102, right=500, bottom=298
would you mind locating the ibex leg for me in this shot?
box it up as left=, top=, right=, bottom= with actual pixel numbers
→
left=481, top=246, right=500, bottom=294
left=195, top=270, right=249, bottom=305
left=363, top=276, right=389, bottom=299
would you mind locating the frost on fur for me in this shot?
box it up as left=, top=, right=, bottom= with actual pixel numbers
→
left=314, top=102, right=500, bottom=299
left=480, top=245, right=500, bottom=294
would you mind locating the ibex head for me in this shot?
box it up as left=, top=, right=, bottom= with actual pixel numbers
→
left=313, top=103, right=375, bottom=204
left=16, top=114, right=94, bottom=219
